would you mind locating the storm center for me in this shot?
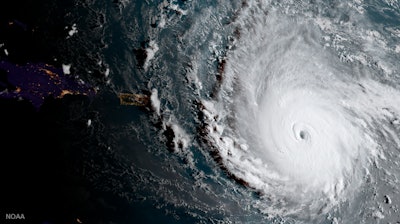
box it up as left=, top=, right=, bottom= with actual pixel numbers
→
left=299, top=130, right=307, bottom=140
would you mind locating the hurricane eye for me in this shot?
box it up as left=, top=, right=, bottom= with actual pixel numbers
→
left=299, top=130, right=307, bottom=140
left=292, top=123, right=311, bottom=142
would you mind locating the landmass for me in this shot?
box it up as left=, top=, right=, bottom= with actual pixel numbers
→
left=118, top=92, right=150, bottom=106
left=0, top=61, right=96, bottom=110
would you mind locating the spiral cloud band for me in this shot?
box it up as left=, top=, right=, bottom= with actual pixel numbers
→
left=199, top=3, right=400, bottom=220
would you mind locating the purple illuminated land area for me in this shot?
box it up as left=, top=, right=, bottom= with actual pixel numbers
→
left=0, top=60, right=96, bottom=110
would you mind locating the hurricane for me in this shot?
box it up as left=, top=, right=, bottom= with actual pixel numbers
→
left=195, top=0, right=400, bottom=220
left=110, top=0, right=400, bottom=223
left=199, top=3, right=395, bottom=218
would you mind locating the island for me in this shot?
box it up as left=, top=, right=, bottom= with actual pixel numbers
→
left=0, top=61, right=96, bottom=110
